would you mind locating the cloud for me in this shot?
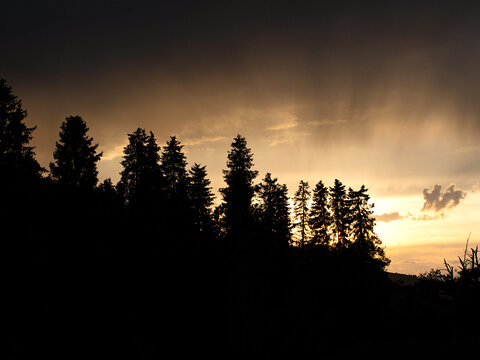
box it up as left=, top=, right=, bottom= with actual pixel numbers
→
left=265, top=110, right=299, bottom=131
left=102, top=144, right=125, bottom=161
left=472, top=182, right=480, bottom=193
left=6, top=0, right=480, bottom=189
left=378, top=184, right=466, bottom=223
left=267, top=120, right=299, bottom=131
left=407, top=212, right=445, bottom=222
left=376, top=211, right=445, bottom=223
left=376, top=211, right=404, bottom=223
left=268, top=130, right=307, bottom=147
left=422, top=184, right=467, bottom=212
left=307, top=119, right=348, bottom=127
left=183, top=136, right=226, bottom=146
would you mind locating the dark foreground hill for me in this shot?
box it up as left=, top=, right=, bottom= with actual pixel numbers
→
left=387, top=272, right=419, bottom=286
left=6, top=236, right=480, bottom=358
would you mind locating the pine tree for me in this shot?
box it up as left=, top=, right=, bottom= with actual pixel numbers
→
left=188, top=163, right=215, bottom=233
left=293, top=180, right=311, bottom=251
left=118, top=128, right=162, bottom=209
left=97, top=178, right=123, bottom=214
left=212, top=203, right=227, bottom=240
left=160, top=135, right=193, bottom=233
left=0, top=79, right=42, bottom=179
left=348, top=185, right=390, bottom=268
left=220, top=134, right=258, bottom=246
left=257, top=173, right=291, bottom=248
left=50, top=116, right=102, bottom=189
left=98, top=177, right=116, bottom=194
left=330, top=179, right=350, bottom=249
left=160, top=136, right=188, bottom=201
left=146, top=132, right=162, bottom=174
left=309, top=180, right=332, bottom=247
left=0, top=79, right=43, bottom=241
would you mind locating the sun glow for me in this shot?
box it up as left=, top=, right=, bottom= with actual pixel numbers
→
left=373, top=192, right=480, bottom=274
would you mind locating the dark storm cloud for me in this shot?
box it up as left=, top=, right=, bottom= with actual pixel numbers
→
left=422, top=184, right=467, bottom=212
left=3, top=1, right=479, bottom=87
left=2, top=0, right=480, bottom=183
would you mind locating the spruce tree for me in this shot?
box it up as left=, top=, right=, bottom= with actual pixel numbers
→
left=348, top=185, right=390, bottom=268
left=118, top=128, right=162, bottom=209
left=309, top=180, right=332, bottom=247
left=50, top=116, right=102, bottom=189
left=0, top=79, right=42, bottom=179
left=220, top=134, right=258, bottom=247
left=160, top=135, right=193, bottom=234
left=0, top=79, right=42, bottom=240
left=330, top=179, right=350, bottom=249
left=97, top=178, right=123, bottom=215
left=257, top=173, right=291, bottom=248
left=293, top=180, right=311, bottom=251
left=146, top=132, right=162, bottom=174
left=98, top=177, right=116, bottom=195
left=160, top=136, right=188, bottom=201
left=188, top=163, right=215, bottom=233
left=212, top=203, right=227, bottom=240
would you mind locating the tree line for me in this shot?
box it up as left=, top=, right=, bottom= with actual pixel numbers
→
left=7, top=77, right=477, bottom=356
left=0, top=78, right=389, bottom=269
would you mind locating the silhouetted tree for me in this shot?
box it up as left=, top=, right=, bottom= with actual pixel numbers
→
left=220, top=134, right=258, bottom=249
left=330, top=179, right=350, bottom=249
left=0, top=78, right=44, bottom=276
left=188, top=163, right=215, bottom=233
left=293, top=180, right=311, bottom=251
left=97, top=178, right=122, bottom=208
left=98, top=177, right=116, bottom=194
left=349, top=185, right=390, bottom=268
left=0, top=79, right=42, bottom=179
left=50, top=116, right=102, bottom=189
left=256, top=173, right=291, bottom=249
left=309, top=180, right=332, bottom=247
left=160, top=135, right=194, bottom=240
left=160, top=136, right=189, bottom=202
left=118, top=128, right=162, bottom=210
left=212, top=203, right=227, bottom=240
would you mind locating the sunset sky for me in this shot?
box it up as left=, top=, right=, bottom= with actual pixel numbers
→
left=2, top=0, right=480, bottom=274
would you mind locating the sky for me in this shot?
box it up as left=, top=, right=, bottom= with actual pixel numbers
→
left=2, top=0, right=480, bottom=274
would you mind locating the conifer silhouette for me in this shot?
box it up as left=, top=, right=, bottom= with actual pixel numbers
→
left=50, top=116, right=102, bottom=189
left=188, top=163, right=215, bottom=233
left=98, top=178, right=122, bottom=208
left=220, top=134, right=258, bottom=248
left=118, top=128, right=162, bottom=209
left=0, top=79, right=42, bottom=179
left=293, top=180, right=311, bottom=251
left=348, top=185, right=390, bottom=268
left=160, top=136, right=188, bottom=202
left=330, top=179, right=350, bottom=249
left=309, top=180, right=332, bottom=247
left=256, top=173, right=291, bottom=249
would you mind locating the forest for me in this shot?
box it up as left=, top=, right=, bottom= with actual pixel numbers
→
left=2, top=78, right=479, bottom=357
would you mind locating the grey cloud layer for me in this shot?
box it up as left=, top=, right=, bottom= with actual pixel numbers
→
left=2, top=1, right=480, bottom=189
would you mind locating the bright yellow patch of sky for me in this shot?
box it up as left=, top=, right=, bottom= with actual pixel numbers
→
left=375, top=193, right=480, bottom=274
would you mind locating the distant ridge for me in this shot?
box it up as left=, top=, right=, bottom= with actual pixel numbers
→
left=387, top=272, right=419, bottom=286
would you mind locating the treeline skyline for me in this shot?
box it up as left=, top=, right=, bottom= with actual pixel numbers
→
left=3, top=77, right=478, bottom=356
left=4, top=1, right=480, bottom=277
left=1, top=78, right=388, bottom=266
